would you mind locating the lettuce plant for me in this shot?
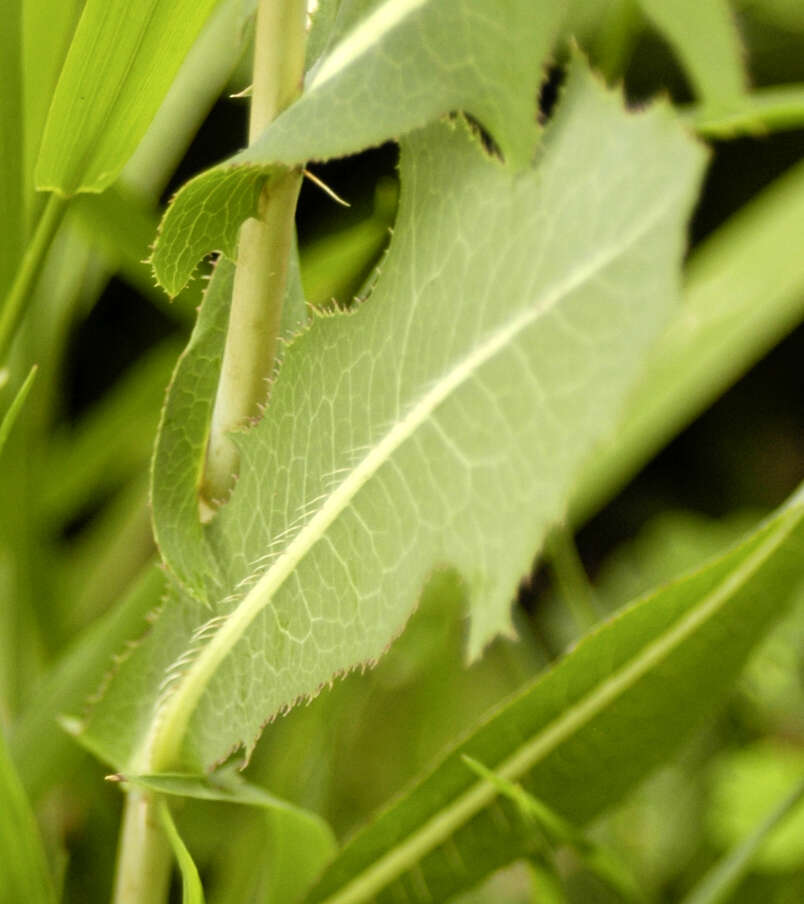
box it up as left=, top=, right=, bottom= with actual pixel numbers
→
left=1, top=2, right=803, bottom=903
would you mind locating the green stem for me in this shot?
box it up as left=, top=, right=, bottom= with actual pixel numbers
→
left=201, top=0, right=306, bottom=506
left=544, top=526, right=599, bottom=635
left=0, top=194, right=67, bottom=362
left=112, top=790, right=172, bottom=904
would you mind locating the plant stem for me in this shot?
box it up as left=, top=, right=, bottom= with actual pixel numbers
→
left=544, top=525, right=599, bottom=635
left=112, top=789, right=172, bottom=904
left=201, top=0, right=306, bottom=507
left=0, top=194, right=67, bottom=363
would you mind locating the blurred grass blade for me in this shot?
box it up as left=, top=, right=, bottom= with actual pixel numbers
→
left=685, top=83, right=804, bottom=138
left=572, top=156, right=804, bottom=524
left=38, top=341, right=180, bottom=525
left=11, top=564, right=164, bottom=799
left=0, top=727, right=56, bottom=904
left=159, top=799, right=205, bottom=904
left=680, top=777, right=804, bottom=904
left=305, top=487, right=804, bottom=904
left=637, top=0, right=746, bottom=105
left=463, top=756, right=644, bottom=902
left=0, top=0, right=24, bottom=299
left=21, top=0, right=83, bottom=224
left=73, top=189, right=198, bottom=324
left=0, top=365, right=37, bottom=458
left=35, top=0, right=220, bottom=196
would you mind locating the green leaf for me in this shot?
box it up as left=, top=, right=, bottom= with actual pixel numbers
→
left=11, top=564, right=164, bottom=800
left=0, top=366, right=37, bottom=459
left=21, top=0, right=83, bottom=222
left=706, top=744, right=804, bottom=873
left=0, top=0, right=24, bottom=298
left=120, top=770, right=337, bottom=904
left=636, top=0, right=747, bottom=106
left=35, top=0, right=220, bottom=196
left=151, top=0, right=566, bottom=295
left=303, top=486, right=804, bottom=904
left=684, top=84, right=804, bottom=138
left=462, top=756, right=643, bottom=902
left=78, top=59, right=705, bottom=775
left=0, top=726, right=56, bottom=904
left=149, top=245, right=306, bottom=600
left=572, top=153, right=804, bottom=524
left=159, top=799, right=206, bottom=904
left=682, top=775, right=804, bottom=904
left=38, top=341, right=179, bottom=525
left=110, top=769, right=336, bottom=845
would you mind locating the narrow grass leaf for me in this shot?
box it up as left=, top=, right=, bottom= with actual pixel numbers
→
left=637, top=0, right=746, bottom=105
left=463, top=756, right=644, bottom=902
left=11, top=565, right=164, bottom=799
left=0, top=366, right=37, bottom=458
left=683, top=83, right=804, bottom=138
left=159, top=799, right=206, bottom=904
left=304, top=487, right=804, bottom=904
left=0, top=727, right=56, bottom=904
left=21, top=0, right=82, bottom=222
left=0, top=0, right=24, bottom=298
left=681, top=778, right=804, bottom=904
left=35, top=0, right=220, bottom=196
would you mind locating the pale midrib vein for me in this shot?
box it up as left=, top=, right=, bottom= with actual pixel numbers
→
left=143, top=185, right=681, bottom=770
left=307, top=0, right=429, bottom=92
left=316, top=507, right=799, bottom=904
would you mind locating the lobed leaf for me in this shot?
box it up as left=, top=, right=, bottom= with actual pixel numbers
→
left=572, top=153, right=804, bottom=524
left=34, top=0, right=220, bottom=196
left=151, top=0, right=566, bottom=295
left=78, top=60, right=705, bottom=775
left=304, top=486, right=804, bottom=904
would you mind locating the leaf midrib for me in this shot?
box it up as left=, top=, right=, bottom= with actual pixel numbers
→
left=142, top=183, right=683, bottom=771
left=312, top=503, right=800, bottom=904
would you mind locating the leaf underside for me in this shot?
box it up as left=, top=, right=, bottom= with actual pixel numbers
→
left=79, top=60, right=705, bottom=775
left=151, top=0, right=566, bottom=296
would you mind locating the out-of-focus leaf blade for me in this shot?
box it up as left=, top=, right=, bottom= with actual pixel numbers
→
left=685, top=84, right=804, bottom=138
left=463, top=756, right=644, bottom=903
left=11, top=564, right=164, bottom=799
left=35, top=0, right=220, bottom=196
left=304, top=487, right=804, bottom=904
left=682, top=776, right=804, bottom=904
left=0, top=727, right=56, bottom=904
left=637, top=0, right=746, bottom=105
left=21, top=0, right=83, bottom=222
left=159, top=799, right=206, bottom=904
left=0, top=0, right=24, bottom=297
left=38, top=341, right=180, bottom=524
left=0, top=366, right=37, bottom=459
